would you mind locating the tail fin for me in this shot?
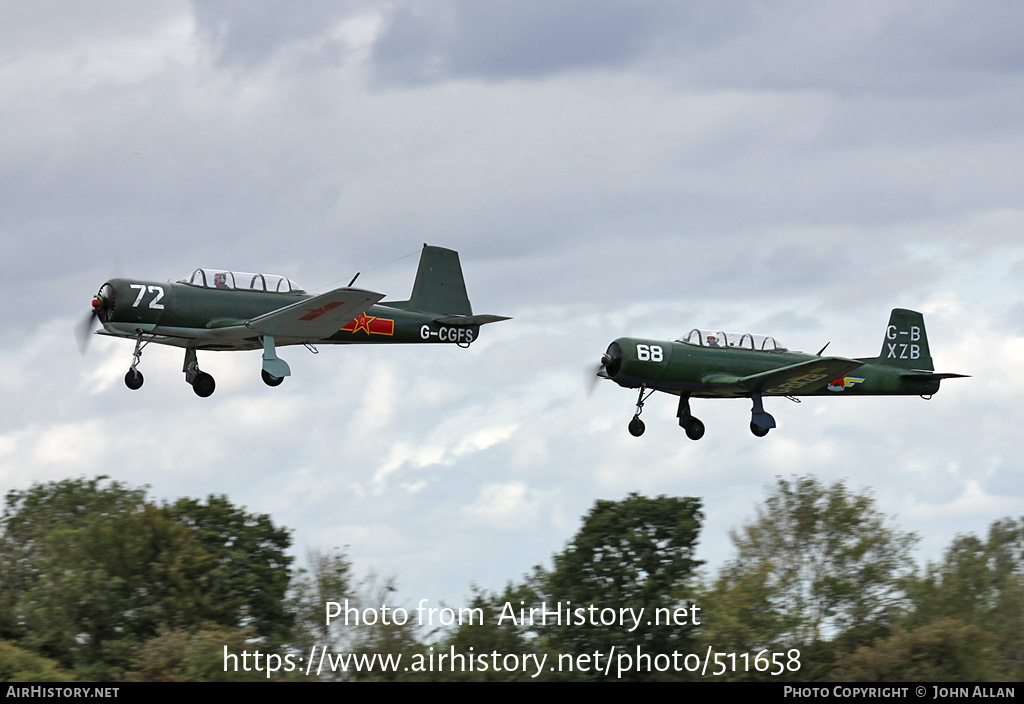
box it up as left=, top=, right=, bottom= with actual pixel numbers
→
left=875, top=308, right=934, bottom=370
left=389, top=245, right=473, bottom=316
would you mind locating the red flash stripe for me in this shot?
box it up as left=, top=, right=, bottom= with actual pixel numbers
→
left=299, top=301, right=345, bottom=321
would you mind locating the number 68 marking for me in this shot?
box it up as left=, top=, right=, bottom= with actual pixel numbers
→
left=636, top=344, right=663, bottom=362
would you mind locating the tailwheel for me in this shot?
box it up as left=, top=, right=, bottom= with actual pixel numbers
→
left=750, top=422, right=770, bottom=438
left=628, top=416, right=646, bottom=437
left=124, top=369, right=144, bottom=390
left=192, top=372, right=216, bottom=398
left=262, top=369, right=284, bottom=387
left=683, top=417, right=705, bottom=441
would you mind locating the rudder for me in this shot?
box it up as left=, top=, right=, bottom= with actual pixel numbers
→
left=390, top=245, right=473, bottom=316
left=876, top=308, right=933, bottom=370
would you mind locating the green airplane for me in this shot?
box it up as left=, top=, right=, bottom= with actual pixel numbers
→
left=80, top=245, right=509, bottom=397
left=595, top=308, right=967, bottom=439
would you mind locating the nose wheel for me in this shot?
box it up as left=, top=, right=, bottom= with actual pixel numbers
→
left=628, top=416, right=645, bottom=437
left=626, top=387, right=655, bottom=437
left=123, top=332, right=149, bottom=391
left=124, top=369, right=144, bottom=390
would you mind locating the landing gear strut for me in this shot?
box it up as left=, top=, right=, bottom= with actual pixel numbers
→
left=628, top=387, right=654, bottom=437
left=124, top=332, right=148, bottom=390
left=261, top=335, right=290, bottom=387
left=183, top=347, right=216, bottom=398
left=676, top=393, right=705, bottom=440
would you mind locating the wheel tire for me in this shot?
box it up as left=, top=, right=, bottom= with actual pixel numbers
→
left=262, top=369, right=284, bottom=387
left=750, top=421, right=770, bottom=437
left=685, top=417, right=705, bottom=441
left=124, top=369, right=144, bottom=390
left=628, top=417, right=646, bottom=437
left=192, top=372, right=216, bottom=398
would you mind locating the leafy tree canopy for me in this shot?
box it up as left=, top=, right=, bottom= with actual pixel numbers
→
left=0, top=477, right=292, bottom=679
left=702, top=476, right=918, bottom=663
left=443, top=493, right=704, bottom=681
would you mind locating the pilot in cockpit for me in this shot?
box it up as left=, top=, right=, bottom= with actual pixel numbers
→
left=214, top=272, right=229, bottom=289
left=706, top=334, right=721, bottom=348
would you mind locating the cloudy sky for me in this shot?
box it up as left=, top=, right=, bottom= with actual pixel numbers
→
left=3, top=1, right=1023, bottom=613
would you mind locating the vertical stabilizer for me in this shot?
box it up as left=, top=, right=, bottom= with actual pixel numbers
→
left=875, top=308, right=934, bottom=370
left=389, top=245, right=473, bottom=316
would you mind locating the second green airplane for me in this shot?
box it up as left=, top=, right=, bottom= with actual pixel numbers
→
left=596, top=308, right=967, bottom=439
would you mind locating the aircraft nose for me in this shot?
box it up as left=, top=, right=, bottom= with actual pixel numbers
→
left=79, top=284, right=114, bottom=353
left=602, top=341, right=623, bottom=378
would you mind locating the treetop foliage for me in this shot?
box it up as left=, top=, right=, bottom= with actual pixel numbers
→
left=1, top=475, right=1018, bottom=682
left=713, top=476, right=918, bottom=650
left=0, top=476, right=292, bottom=680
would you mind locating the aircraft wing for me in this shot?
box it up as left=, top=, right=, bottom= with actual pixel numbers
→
left=735, top=357, right=865, bottom=395
left=245, top=288, right=386, bottom=339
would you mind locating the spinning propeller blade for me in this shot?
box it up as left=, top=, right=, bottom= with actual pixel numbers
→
left=78, top=283, right=115, bottom=354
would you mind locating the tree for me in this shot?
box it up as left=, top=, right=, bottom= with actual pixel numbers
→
left=346, top=572, right=428, bottom=682
left=438, top=583, right=540, bottom=682
left=0, top=477, right=295, bottom=679
left=166, top=495, right=293, bottom=642
left=833, top=618, right=1003, bottom=682
left=124, top=625, right=269, bottom=682
left=904, top=517, right=1024, bottom=680
left=434, top=494, right=703, bottom=681
left=287, top=548, right=355, bottom=679
left=0, top=640, right=74, bottom=682
left=535, top=493, right=703, bottom=679
left=700, top=476, right=918, bottom=678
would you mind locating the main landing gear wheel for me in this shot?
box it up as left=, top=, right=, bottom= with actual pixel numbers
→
left=683, top=417, right=705, bottom=441
left=676, top=394, right=704, bottom=441
left=750, top=422, right=770, bottom=437
left=124, top=369, right=144, bottom=390
left=261, top=369, right=284, bottom=387
left=192, top=372, right=216, bottom=398
left=628, top=416, right=646, bottom=437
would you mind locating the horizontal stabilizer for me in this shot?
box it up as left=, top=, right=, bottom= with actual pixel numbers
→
left=434, top=314, right=512, bottom=326
left=245, top=288, right=385, bottom=339
left=902, top=371, right=970, bottom=380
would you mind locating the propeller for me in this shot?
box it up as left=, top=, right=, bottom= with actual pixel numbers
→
left=77, top=283, right=115, bottom=353
left=584, top=360, right=605, bottom=397
left=585, top=346, right=620, bottom=397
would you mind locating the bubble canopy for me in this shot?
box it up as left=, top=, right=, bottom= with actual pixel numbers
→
left=677, top=329, right=784, bottom=351
left=179, top=269, right=305, bottom=294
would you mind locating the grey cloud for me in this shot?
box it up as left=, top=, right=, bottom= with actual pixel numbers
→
left=371, top=0, right=674, bottom=83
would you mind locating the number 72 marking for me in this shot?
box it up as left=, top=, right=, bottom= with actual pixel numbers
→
left=129, top=284, right=165, bottom=309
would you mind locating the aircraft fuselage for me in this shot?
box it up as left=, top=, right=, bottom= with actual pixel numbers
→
left=98, top=278, right=481, bottom=350
left=604, top=337, right=941, bottom=398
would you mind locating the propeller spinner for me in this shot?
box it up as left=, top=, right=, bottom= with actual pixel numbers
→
left=586, top=342, right=622, bottom=396
left=77, top=283, right=115, bottom=353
